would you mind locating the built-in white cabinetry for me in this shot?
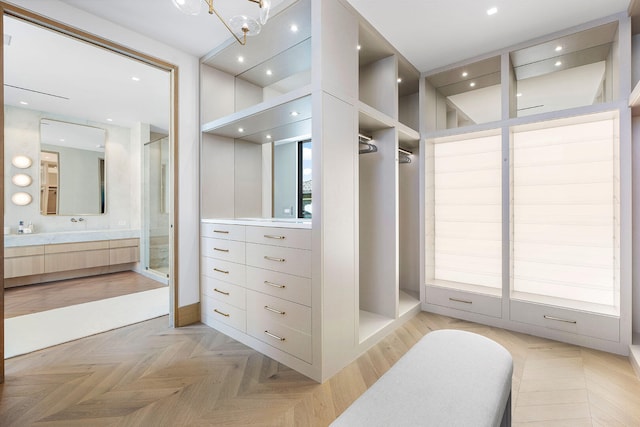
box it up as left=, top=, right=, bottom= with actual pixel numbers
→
left=199, top=0, right=422, bottom=382
left=421, top=14, right=633, bottom=357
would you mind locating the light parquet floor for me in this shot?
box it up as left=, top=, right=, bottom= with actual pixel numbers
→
left=1, top=311, right=639, bottom=426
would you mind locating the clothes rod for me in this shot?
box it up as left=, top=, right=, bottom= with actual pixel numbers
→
left=398, top=147, right=413, bottom=155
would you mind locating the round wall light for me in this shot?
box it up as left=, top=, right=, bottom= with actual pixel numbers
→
left=12, top=155, right=32, bottom=169
left=12, top=173, right=32, bottom=187
left=11, top=192, right=32, bottom=206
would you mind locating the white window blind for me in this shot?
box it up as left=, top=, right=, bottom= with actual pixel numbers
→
left=512, top=114, right=619, bottom=311
left=433, top=132, right=502, bottom=291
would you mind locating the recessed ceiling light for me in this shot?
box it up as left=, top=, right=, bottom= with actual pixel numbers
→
left=238, top=56, right=244, bottom=63
left=516, top=92, right=523, bottom=97
left=107, top=118, right=113, bottom=122
left=238, top=127, right=244, bottom=133
left=357, top=44, right=361, bottom=51
left=59, top=138, right=65, bottom=142
left=290, top=24, right=298, bottom=32
left=462, top=71, right=468, bottom=77
left=555, top=61, right=562, bottom=67
left=555, top=45, right=563, bottom=52
left=469, top=82, right=476, bottom=87
left=290, top=111, right=299, bottom=117
left=487, top=7, right=498, bottom=15
left=266, top=69, right=273, bottom=75
left=19, top=101, right=28, bottom=105
left=266, top=135, right=272, bottom=140
left=131, top=76, right=140, bottom=81
left=397, top=78, right=402, bottom=83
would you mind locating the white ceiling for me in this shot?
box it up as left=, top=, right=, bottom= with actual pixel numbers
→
left=58, top=0, right=630, bottom=72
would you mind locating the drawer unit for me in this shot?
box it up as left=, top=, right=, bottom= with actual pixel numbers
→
left=510, top=299, right=620, bottom=342
left=246, top=243, right=311, bottom=278
left=201, top=237, right=246, bottom=264
left=247, top=290, right=312, bottom=334
left=201, top=223, right=245, bottom=241
left=246, top=266, right=311, bottom=306
left=202, top=296, right=246, bottom=333
left=246, top=226, right=311, bottom=250
left=425, top=285, right=502, bottom=318
left=202, top=275, right=246, bottom=309
left=201, top=257, right=246, bottom=286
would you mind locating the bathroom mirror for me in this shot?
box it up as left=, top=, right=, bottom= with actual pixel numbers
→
left=39, top=119, right=106, bottom=215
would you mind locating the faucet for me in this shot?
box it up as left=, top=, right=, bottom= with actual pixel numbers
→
left=70, top=217, right=85, bottom=223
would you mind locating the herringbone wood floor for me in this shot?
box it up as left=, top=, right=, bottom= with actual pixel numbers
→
left=1, top=312, right=639, bottom=426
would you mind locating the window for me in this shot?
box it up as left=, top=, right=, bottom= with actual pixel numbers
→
left=430, top=131, right=502, bottom=294
left=511, top=112, right=619, bottom=314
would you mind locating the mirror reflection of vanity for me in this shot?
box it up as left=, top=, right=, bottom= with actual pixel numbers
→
left=40, top=119, right=106, bottom=216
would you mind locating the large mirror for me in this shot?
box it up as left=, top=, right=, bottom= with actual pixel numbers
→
left=40, top=119, right=106, bottom=215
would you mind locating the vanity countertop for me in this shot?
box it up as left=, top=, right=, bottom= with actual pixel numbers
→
left=202, top=218, right=312, bottom=229
left=4, top=229, right=141, bottom=247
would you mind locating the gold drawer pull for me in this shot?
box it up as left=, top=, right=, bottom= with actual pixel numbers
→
left=264, top=305, right=286, bottom=315
left=264, top=330, right=285, bottom=341
left=214, top=248, right=229, bottom=253
left=214, top=288, right=230, bottom=296
left=449, top=297, right=472, bottom=305
left=264, top=256, right=285, bottom=262
left=214, top=309, right=230, bottom=317
left=264, top=280, right=286, bottom=289
left=213, top=230, right=229, bottom=234
left=544, top=315, right=577, bottom=324
left=264, top=234, right=285, bottom=240
left=213, top=268, right=229, bottom=274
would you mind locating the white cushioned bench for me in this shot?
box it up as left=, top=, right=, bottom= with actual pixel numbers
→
left=331, top=329, right=513, bottom=427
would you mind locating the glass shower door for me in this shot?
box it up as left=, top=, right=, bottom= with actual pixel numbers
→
left=143, top=136, right=170, bottom=280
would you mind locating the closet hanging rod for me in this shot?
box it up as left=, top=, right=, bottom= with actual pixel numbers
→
left=398, top=147, right=413, bottom=155
left=358, top=133, right=373, bottom=143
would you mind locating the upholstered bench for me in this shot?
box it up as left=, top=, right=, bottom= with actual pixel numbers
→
left=331, top=329, right=513, bottom=427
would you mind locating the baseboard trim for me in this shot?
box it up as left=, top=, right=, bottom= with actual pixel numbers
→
left=177, top=302, right=200, bottom=327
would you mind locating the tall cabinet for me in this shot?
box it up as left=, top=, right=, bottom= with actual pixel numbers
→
left=199, top=0, right=421, bottom=382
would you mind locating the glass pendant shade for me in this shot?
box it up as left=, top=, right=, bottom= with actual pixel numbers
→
left=12, top=173, right=32, bottom=187
left=172, top=0, right=202, bottom=15
left=229, top=15, right=261, bottom=37
left=260, top=0, right=271, bottom=25
left=11, top=192, right=32, bottom=206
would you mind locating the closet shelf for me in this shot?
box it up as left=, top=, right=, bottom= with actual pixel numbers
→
left=358, top=101, right=420, bottom=147
left=202, top=85, right=312, bottom=140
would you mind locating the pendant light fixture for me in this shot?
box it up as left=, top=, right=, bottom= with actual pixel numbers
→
left=172, top=0, right=271, bottom=45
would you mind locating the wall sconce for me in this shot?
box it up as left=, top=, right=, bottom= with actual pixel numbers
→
left=12, top=173, right=32, bottom=187
left=11, top=192, right=32, bottom=206
left=12, top=155, right=32, bottom=168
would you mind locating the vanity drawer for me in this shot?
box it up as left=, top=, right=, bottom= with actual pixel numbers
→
left=201, top=223, right=245, bottom=241
left=246, top=244, right=311, bottom=278
left=425, top=285, right=502, bottom=318
left=246, top=266, right=311, bottom=307
left=202, top=296, right=246, bottom=333
left=510, top=299, right=619, bottom=342
left=247, top=312, right=312, bottom=363
left=202, top=275, right=246, bottom=309
left=247, top=290, right=311, bottom=334
left=201, top=257, right=246, bottom=286
left=245, top=226, right=311, bottom=250
left=4, top=255, right=45, bottom=278
left=201, top=237, right=245, bottom=264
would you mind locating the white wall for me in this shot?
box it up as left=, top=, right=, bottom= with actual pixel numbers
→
left=4, top=105, right=138, bottom=233
left=9, top=0, right=201, bottom=307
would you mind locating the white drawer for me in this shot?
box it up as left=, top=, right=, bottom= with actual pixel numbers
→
left=246, top=226, right=311, bottom=250
left=246, top=243, right=311, bottom=278
left=425, top=285, right=502, bottom=318
left=247, top=313, right=312, bottom=363
left=201, top=223, right=245, bottom=241
left=201, top=257, right=246, bottom=286
left=202, top=275, right=246, bottom=310
left=247, top=290, right=311, bottom=334
left=510, top=299, right=620, bottom=342
left=246, top=266, right=311, bottom=307
left=201, top=237, right=245, bottom=264
left=202, top=296, right=246, bottom=333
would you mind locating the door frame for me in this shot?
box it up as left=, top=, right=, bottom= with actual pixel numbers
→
left=0, top=2, right=181, bottom=383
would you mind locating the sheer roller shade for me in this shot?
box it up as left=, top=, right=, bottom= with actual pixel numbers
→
left=512, top=113, right=619, bottom=313
left=433, top=132, right=502, bottom=291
